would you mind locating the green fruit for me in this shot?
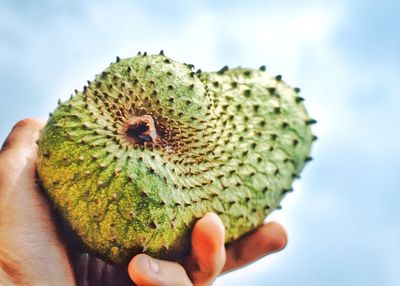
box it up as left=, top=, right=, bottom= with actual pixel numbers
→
left=37, top=52, right=315, bottom=264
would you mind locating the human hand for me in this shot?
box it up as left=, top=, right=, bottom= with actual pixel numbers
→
left=0, top=118, right=287, bottom=286
left=128, top=213, right=287, bottom=286
left=0, top=118, right=75, bottom=285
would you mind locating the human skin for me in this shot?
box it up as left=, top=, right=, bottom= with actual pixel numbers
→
left=0, top=118, right=287, bottom=286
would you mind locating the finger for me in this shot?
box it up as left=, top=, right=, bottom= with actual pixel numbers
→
left=73, top=253, right=90, bottom=286
left=186, top=213, right=226, bottom=286
left=0, top=119, right=45, bottom=188
left=128, top=254, right=192, bottom=286
left=223, top=221, right=287, bottom=273
left=73, top=253, right=133, bottom=286
left=1, top=118, right=44, bottom=153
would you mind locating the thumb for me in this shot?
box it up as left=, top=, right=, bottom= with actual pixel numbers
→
left=128, top=254, right=192, bottom=286
left=1, top=118, right=45, bottom=153
left=0, top=118, right=45, bottom=208
left=0, top=118, right=45, bottom=185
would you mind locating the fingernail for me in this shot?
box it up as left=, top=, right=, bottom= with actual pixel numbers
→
left=149, top=258, right=160, bottom=274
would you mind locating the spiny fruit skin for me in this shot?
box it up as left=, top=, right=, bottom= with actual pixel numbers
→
left=37, top=52, right=315, bottom=264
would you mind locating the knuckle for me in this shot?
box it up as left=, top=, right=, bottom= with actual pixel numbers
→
left=12, top=118, right=38, bottom=130
left=1, top=118, right=42, bottom=152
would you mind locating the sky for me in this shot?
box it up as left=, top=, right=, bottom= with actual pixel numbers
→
left=1, top=0, right=399, bottom=285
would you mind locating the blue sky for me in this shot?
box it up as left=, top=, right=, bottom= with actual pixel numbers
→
left=1, top=0, right=399, bottom=285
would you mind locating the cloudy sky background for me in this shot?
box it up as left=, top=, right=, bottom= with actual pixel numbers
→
left=1, top=0, right=399, bottom=285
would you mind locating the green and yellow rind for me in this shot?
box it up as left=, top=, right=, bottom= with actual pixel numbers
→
left=37, top=54, right=315, bottom=264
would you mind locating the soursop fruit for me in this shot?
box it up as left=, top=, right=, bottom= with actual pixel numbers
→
left=37, top=52, right=316, bottom=264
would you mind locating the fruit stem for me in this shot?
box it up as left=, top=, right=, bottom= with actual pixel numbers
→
left=126, top=115, right=157, bottom=145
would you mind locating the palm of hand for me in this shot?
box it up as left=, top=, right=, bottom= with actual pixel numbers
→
left=0, top=119, right=287, bottom=286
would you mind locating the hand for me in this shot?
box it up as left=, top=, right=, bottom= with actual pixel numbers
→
left=0, top=118, right=287, bottom=286
left=128, top=214, right=287, bottom=286
left=0, top=119, right=75, bottom=285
